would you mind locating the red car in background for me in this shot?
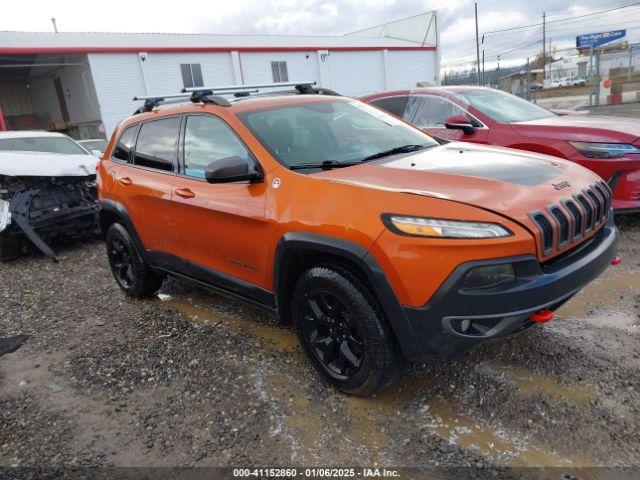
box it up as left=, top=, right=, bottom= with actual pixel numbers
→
left=361, top=87, right=640, bottom=213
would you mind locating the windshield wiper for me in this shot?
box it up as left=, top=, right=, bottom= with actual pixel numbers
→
left=361, top=144, right=429, bottom=162
left=289, top=160, right=360, bottom=171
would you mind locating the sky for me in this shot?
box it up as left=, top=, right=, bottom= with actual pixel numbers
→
left=1, top=0, right=637, bottom=72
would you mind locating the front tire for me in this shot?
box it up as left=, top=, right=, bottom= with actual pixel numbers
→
left=105, top=223, right=163, bottom=298
left=292, top=265, right=401, bottom=396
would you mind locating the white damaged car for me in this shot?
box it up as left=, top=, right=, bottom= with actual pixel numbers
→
left=0, top=131, right=100, bottom=262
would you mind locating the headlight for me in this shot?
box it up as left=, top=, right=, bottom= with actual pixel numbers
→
left=0, top=199, right=11, bottom=233
left=460, top=264, right=515, bottom=290
left=383, top=215, right=512, bottom=239
left=568, top=141, right=640, bottom=159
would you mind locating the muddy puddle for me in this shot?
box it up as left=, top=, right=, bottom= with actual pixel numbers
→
left=156, top=290, right=599, bottom=467
left=156, top=291, right=301, bottom=352
left=476, top=361, right=593, bottom=404
left=558, top=268, right=640, bottom=332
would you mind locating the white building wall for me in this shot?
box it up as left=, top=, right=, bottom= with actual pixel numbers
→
left=387, top=50, right=437, bottom=88
left=88, top=48, right=437, bottom=137
left=88, top=53, right=147, bottom=138
left=239, top=51, right=318, bottom=85
left=146, top=52, right=235, bottom=93
left=327, top=51, right=386, bottom=97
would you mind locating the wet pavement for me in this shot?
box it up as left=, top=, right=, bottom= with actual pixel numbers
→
left=0, top=216, right=638, bottom=475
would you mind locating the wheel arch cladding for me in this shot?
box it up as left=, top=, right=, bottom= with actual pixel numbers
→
left=273, top=232, right=423, bottom=359
left=99, top=199, right=148, bottom=261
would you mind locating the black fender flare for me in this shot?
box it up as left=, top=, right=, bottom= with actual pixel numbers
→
left=273, top=232, right=421, bottom=359
left=99, top=199, right=149, bottom=262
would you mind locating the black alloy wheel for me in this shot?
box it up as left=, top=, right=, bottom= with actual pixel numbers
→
left=300, top=290, right=364, bottom=380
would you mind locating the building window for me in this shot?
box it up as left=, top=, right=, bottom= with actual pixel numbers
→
left=271, top=61, right=288, bottom=83
left=180, top=63, right=204, bottom=89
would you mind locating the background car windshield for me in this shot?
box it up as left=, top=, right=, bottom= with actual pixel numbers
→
left=79, top=139, right=108, bottom=152
left=0, top=136, right=89, bottom=155
left=239, top=100, right=438, bottom=168
left=459, top=89, right=556, bottom=123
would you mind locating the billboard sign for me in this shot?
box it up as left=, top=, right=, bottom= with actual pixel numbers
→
left=577, top=29, right=626, bottom=49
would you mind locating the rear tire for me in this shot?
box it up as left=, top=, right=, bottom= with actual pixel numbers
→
left=105, top=223, right=163, bottom=298
left=0, top=233, right=21, bottom=262
left=292, top=265, right=401, bottom=396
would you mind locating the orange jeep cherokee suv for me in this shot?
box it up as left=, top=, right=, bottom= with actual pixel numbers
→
left=98, top=85, right=618, bottom=396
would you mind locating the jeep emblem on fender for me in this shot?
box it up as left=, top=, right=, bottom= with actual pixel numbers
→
left=553, top=180, right=570, bottom=190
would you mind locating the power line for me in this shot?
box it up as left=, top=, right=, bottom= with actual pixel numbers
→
left=483, top=1, right=640, bottom=36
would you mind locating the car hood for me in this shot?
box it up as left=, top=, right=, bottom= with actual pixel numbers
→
left=313, top=142, right=600, bottom=229
left=0, top=151, right=98, bottom=177
left=510, top=115, right=640, bottom=143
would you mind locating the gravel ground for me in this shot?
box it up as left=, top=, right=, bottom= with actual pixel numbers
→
left=1, top=217, right=639, bottom=477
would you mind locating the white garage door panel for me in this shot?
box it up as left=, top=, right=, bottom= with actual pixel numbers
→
left=88, top=53, right=146, bottom=138
left=328, top=51, right=385, bottom=97
left=240, top=52, right=318, bottom=85
left=387, top=50, right=436, bottom=89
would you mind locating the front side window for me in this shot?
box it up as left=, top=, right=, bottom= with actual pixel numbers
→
left=239, top=100, right=438, bottom=170
left=180, top=63, right=204, bottom=89
left=459, top=89, right=556, bottom=123
left=112, top=126, right=138, bottom=162
left=0, top=136, right=88, bottom=155
left=271, top=61, right=288, bottom=83
left=370, top=96, right=409, bottom=118
left=183, top=115, right=253, bottom=179
left=134, top=117, right=181, bottom=172
left=405, top=95, right=472, bottom=128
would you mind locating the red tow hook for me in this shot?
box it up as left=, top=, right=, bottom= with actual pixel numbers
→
left=611, top=255, right=622, bottom=266
left=530, top=309, right=554, bottom=323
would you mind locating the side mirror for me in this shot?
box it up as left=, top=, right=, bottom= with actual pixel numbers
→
left=444, top=115, right=476, bottom=135
left=204, top=156, right=262, bottom=184
left=90, top=149, right=103, bottom=157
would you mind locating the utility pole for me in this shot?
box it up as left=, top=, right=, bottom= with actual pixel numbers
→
left=51, top=17, right=58, bottom=33
left=475, top=1, right=481, bottom=86
left=482, top=50, right=485, bottom=86
left=542, top=12, right=546, bottom=84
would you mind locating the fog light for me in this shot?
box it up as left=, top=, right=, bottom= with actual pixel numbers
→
left=460, top=319, right=471, bottom=332
left=460, top=264, right=515, bottom=290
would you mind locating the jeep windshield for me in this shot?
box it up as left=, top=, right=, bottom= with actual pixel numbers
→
left=458, top=89, right=556, bottom=123
left=239, top=100, right=438, bottom=170
left=0, top=136, right=89, bottom=155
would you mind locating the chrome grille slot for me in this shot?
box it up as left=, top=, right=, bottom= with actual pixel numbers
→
left=531, top=212, right=554, bottom=255
left=549, top=206, right=570, bottom=247
left=563, top=200, right=583, bottom=239
left=576, top=194, right=594, bottom=231
left=594, top=182, right=611, bottom=215
left=587, top=188, right=602, bottom=222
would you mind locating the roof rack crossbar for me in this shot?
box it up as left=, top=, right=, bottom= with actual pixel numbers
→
left=181, top=81, right=316, bottom=94
left=132, top=89, right=237, bottom=114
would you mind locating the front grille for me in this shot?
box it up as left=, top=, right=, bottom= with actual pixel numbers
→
left=530, top=183, right=611, bottom=256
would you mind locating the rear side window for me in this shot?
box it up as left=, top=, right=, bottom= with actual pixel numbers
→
left=370, top=96, right=409, bottom=118
left=112, top=125, right=138, bottom=162
left=183, top=115, right=253, bottom=179
left=134, top=117, right=181, bottom=172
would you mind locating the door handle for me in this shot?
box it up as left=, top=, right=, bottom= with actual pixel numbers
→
left=175, top=188, right=195, bottom=199
left=118, top=177, right=133, bottom=186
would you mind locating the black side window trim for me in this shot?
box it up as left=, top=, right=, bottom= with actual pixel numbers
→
left=179, top=113, right=263, bottom=182
left=131, top=115, right=184, bottom=173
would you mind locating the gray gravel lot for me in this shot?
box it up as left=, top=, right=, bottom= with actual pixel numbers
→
left=0, top=217, right=639, bottom=476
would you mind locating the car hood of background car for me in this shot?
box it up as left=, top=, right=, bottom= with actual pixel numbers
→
left=312, top=142, right=600, bottom=223
left=0, top=151, right=98, bottom=177
left=509, top=114, right=640, bottom=143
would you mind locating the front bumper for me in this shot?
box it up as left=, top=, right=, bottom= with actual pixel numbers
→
left=397, top=216, right=618, bottom=359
